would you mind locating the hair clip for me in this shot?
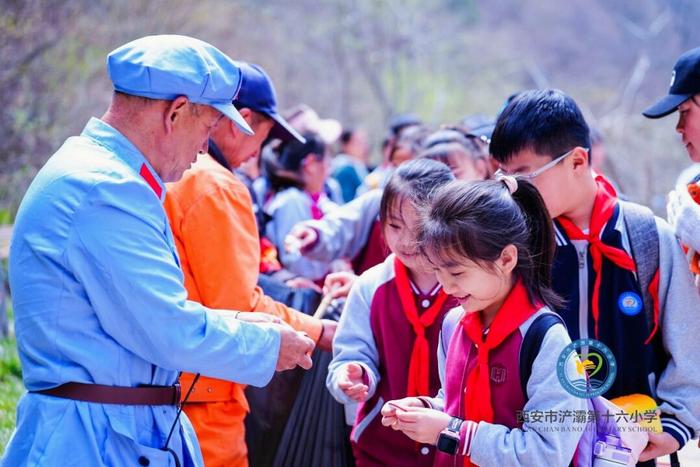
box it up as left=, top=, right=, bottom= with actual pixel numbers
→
left=496, top=174, right=518, bottom=194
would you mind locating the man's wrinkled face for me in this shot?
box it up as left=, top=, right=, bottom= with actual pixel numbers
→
left=165, top=104, right=223, bottom=182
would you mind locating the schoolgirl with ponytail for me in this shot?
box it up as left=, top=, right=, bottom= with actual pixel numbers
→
left=382, top=176, right=587, bottom=467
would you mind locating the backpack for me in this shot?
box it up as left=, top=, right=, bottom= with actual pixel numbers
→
left=621, top=201, right=660, bottom=337
left=622, top=203, right=682, bottom=467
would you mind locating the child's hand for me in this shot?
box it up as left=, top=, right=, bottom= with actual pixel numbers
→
left=387, top=406, right=452, bottom=445
left=638, top=432, right=680, bottom=462
left=337, top=363, right=369, bottom=402
left=380, top=397, right=425, bottom=429
left=285, top=225, right=318, bottom=252
left=285, top=277, right=322, bottom=293
left=323, top=271, right=358, bottom=299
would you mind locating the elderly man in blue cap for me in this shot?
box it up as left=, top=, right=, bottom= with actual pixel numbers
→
left=2, top=35, right=315, bottom=467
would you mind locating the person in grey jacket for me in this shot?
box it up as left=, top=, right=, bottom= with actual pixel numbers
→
left=644, top=46, right=700, bottom=292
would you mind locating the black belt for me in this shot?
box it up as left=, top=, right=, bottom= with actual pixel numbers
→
left=32, top=382, right=181, bottom=406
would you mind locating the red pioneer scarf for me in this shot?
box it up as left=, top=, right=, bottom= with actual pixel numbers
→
left=307, top=192, right=325, bottom=220
left=556, top=175, right=636, bottom=339
left=394, top=257, right=449, bottom=397
left=461, top=280, right=540, bottom=466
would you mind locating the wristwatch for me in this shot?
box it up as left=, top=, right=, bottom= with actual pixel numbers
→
left=436, top=416, right=463, bottom=455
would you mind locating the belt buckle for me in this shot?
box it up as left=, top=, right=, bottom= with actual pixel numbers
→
left=173, top=383, right=182, bottom=406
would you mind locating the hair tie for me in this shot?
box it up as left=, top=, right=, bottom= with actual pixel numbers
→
left=496, top=174, right=518, bottom=194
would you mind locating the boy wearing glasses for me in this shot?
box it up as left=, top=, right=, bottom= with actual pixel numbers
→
left=490, top=89, right=700, bottom=464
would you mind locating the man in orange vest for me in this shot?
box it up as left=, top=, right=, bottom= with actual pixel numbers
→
left=164, top=62, right=336, bottom=467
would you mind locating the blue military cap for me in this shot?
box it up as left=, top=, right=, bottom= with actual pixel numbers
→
left=107, top=35, right=253, bottom=135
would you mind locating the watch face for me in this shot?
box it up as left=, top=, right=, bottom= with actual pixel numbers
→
left=437, top=432, right=459, bottom=455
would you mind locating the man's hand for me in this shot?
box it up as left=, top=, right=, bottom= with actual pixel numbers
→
left=316, top=319, right=337, bottom=352
left=384, top=405, right=452, bottom=445
left=285, top=277, right=322, bottom=293
left=323, top=271, right=358, bottom=299
left=236, top=311, right=283, bottom=325
left=638, top=431, right=681, bottom=462
left=337, top=362, right=369, bottom=402
left=284, top=225, right=318, bottom=253
left=275, top=326, right=315, bottom=371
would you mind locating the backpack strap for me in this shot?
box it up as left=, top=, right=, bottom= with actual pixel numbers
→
left=519, top=312, right=565, bottom=399
left=620, top=201, right=660, bottom=337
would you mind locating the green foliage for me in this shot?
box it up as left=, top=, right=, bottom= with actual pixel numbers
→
left=0, top=0, right=698, bottom=215
left=0, top=337, right=23, bottom=455
left=0, top=210, right=11, bottom=226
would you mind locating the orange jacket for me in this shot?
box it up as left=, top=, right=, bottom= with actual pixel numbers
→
left=164, top=153, right=322, bottom=408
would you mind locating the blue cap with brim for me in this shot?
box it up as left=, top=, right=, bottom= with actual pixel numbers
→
left=233, top=62, right=305, bottom=143
left=107, top=35, right=254, bottom=135
left=643, top=47, right=700, bottom=119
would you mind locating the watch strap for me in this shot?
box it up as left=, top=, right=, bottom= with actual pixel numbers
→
left=447, top=416, right=463, bottom=432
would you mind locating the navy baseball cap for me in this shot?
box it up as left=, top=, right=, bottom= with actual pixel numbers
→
left=107, top=35, right=253, bottom=135
left=643, top=47, right=700, bottom=119
left=233, top=62, right=304, bottom=143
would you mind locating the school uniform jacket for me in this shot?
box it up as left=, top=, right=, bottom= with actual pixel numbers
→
left=264, top=187, right=338, bottom=281
left=327, top=254, right=456, bottom=467
left=300, top=189, right=389, bottom=274
left=425, top=307, right=586, bottom=467
left=552, top=202, right=700, bottom=447
left=3, top=119, right=280, bottom=467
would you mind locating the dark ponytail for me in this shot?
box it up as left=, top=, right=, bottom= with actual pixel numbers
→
left=265, top=132, right=326, bottom=193
left=419, top=177, right=562, bottom=310
left=509, top=178, right=562, bottom=309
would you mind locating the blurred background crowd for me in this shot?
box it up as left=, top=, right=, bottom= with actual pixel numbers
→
left=2, top=0, right=700, bottom=219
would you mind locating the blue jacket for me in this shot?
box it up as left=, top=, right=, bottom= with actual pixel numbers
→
left=2, top=118, right=280, bottom=467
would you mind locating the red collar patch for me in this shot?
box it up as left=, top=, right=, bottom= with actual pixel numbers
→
left=139, top=164, right=163, bottom=198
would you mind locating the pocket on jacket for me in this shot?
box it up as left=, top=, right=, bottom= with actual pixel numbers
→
left=352, top=396, right=384, bottom=443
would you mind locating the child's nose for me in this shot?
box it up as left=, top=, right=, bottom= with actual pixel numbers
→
left=676, top=114, right=685, bottom=135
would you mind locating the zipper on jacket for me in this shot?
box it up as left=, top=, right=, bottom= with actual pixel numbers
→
left=574, top=242, right=589, bottom=341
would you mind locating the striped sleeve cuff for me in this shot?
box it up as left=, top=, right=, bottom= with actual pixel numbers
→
left=459, top=420, right=479, bottom=457
left=357, top=362, right=378, bottom=395
left=661, top=414, right=692, bottom=449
